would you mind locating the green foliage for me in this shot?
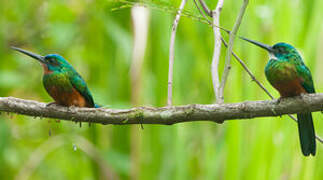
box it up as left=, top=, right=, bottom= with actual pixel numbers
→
left=1, top=0, right=323, bottom=179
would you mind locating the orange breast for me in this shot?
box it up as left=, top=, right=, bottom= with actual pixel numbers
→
left=272, top=78, right=307, bottom=97
left=48, top=87, right=89, bottom=107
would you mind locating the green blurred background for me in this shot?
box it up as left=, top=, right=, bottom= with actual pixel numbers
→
left=1, top=0, right=323, bottom=179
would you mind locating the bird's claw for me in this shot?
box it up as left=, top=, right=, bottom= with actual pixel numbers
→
left=276, top=97, right=283, bottom=104
left=46, top=102, right=57, bottom=107
left=68, top=105, right=78, bottom=115
left=273, top=98, right=282, bottom=117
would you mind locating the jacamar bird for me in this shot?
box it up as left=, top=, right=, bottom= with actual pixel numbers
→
left=241, top=38, right=316, bottom=156
left=12, top=47, right=99, bottom=108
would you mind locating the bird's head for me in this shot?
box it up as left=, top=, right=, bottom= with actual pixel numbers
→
left=12, top=47, right=71, bottom=72
left=271, top=43, right=298, bottom=58
left=240, top=37, right=299, bottom=60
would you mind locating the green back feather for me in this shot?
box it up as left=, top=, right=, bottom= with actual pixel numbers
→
left=68, top=70, right=95, bottom=107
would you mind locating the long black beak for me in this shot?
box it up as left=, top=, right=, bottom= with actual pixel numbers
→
left=11, top=46, right=46, bottom=64
left=240, top=37, right=274, bottom=53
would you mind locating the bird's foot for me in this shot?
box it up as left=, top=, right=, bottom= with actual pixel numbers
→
left=274, top=97, right=283, bottom=117
left=68, top=105, right=77, bottom=113
left=276, top=97, right=284, bottom=104
left=299, top=93, right=307, bottom=100
left=46, top=102, right=58, bottom=107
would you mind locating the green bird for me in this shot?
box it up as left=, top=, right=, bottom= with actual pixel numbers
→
left=241, top=38, right=316, bottom=156
left=12, top=47, right=99, bottom=108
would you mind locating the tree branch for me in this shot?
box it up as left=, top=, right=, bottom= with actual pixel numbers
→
left=219, top=0, right=248, bottom=103
left=197, top=0, right=212, bottom=17
left=211, top=0, right=224, bottom=103
left=168, top=0, right=187, bottom=106
left=1, top=95, right=323, bottom=125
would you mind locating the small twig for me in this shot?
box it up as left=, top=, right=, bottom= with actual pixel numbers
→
left=219, top=0, right=248, bottom=103
left=197, top=0, right=212, bottom=17
left=168, top=0, right=187, bottom=106
left=210, top=0, right=224, bottom=103
left=192, top=0, right=209, bottom=20
left=220, top=38, right=274, bottom=99
left=194, top=0, right=226, bottom=103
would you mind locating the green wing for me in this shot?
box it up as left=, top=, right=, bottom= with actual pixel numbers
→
left=297, top=64, right=315, bottom=93
left=69, top=71, right=95, bottom=107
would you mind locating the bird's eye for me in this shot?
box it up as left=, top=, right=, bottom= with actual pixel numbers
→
left=48, top=58, right=59, bottom=66
left=278, top=48, right=285, bottom=53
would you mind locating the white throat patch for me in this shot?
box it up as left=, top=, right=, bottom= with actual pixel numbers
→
left=269, top=53, right=278, bottom=60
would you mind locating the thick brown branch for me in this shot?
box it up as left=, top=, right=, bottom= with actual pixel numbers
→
left=1, top=95, right=323, bottom=125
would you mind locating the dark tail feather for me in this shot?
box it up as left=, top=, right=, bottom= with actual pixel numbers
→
left=297, top=113, right=316, bottom=156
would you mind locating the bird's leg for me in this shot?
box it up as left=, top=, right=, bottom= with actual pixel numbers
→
left=299, top=93, right=307, bottom=99
left=46, top=102, right=66, bottom=122
left=274, top=97, right=284, bottom=117
left=67, top=105, right=80, bottom=126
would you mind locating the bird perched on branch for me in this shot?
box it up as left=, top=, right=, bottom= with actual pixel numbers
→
left=241, top=38, right=316, bottom=156
left=12, top=47, right=99, bottom=108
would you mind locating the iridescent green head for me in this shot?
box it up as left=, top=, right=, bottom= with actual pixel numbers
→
left=11, top=47, right=71, bottom=72
left=240, top=37, right=300, bottom=59
left=271, top=43, right=299, bottom=58
left=43, top=54, right=71, bottom=71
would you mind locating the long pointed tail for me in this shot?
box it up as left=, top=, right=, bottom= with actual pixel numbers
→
left=297, top=113, right=316, bottom=156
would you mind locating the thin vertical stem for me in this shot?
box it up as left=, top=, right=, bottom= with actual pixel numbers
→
left=197, top=0, right=212, bottom=17
left=219, top=0, right=248, bottom=103
left=168, top=0, right=187, bottom=106
left=211, top=0, right=224, bottom=103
